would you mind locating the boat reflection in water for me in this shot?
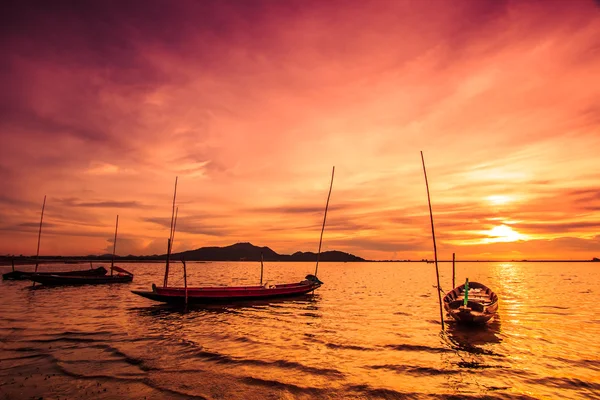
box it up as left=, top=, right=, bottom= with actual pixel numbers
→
left=131, top=294, right=322, bottom=318
left=444, top=316, right=503, bottom=354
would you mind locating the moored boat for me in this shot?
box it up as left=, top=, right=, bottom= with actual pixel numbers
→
left=132, top=169, right=334, bottom=306
left=29, top=266, right=133, bottom=286
left=443, top=279, right=498, bottom=324
left=28, top=215, right=134, bottom=286
left=3, top=266, right=108, bottom=281
left=132, top=274, right=322, bottom=304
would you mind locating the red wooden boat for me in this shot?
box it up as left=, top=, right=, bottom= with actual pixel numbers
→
left=132, top=274, right=322, bottom=304
left=132, top=170, right=334, bottom=306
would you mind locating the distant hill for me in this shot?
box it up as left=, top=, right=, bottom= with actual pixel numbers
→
left=169, top=242, right=365, bottom=262
left=0, top=243, right=365, bottom=265
left=279, top=250, right=364, bottom=262
left=593, top=257, right=599, bottom=262
left=172, top=242, right=280, bottom=261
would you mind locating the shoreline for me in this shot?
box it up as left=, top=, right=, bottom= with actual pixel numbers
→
left=1, top=259, right=598, bottom=266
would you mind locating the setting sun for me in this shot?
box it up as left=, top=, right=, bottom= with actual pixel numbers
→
left=486, top=195, right=514, bottom=206
left=485, top=225, right=527, bottom=243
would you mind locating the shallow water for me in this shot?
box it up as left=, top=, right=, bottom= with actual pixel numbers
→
left=1, top=261, right=599, bottom=399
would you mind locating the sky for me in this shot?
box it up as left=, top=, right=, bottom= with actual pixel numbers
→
left=1, top=0, right=599, bottom=261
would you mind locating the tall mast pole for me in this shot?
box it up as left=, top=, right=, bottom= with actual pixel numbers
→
left=315, top=166, right=335, bottom=277
left=420, top=152, right=445, bottom=330
left=111, top=215, right=119, bottom=276
left=33, top=195, right=47, bottom=274
left=163, top=177, right=178, bottom=287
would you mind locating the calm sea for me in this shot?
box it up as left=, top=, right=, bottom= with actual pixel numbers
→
left=1, top=261, right=599, bottom=399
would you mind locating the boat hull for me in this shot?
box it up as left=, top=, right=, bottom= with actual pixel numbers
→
left=443, top=281, right=498, bottom=324
left=132, top=282, right=321, bottom=304
left=29, top=273, right=132, bottom=286
left=3, top=266, right=108, bottom=281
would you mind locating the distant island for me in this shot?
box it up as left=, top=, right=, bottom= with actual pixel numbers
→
left=0, top=245, right=598, bottom=265
left=0, top=242, right=365, bottom=265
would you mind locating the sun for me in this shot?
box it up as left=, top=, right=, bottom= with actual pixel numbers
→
left=486, top=195, right=513, bottom=206
left=486, top=225, right=526, bottom=243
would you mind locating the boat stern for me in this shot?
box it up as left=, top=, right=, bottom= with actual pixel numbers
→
left=304, top=274, right=323, bottom=288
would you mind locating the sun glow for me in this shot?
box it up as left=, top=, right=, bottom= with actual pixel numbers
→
left=485, top=225, right=526, bottom=243
left=486, top=195, right=513, bottom=206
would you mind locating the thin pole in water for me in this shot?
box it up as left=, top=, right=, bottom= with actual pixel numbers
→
left=182, top=259, right=188, bottom=309
left=90, top=261, right=93, bottom=270
left=260, top=251, right=264, bottom=286
left=11, top=257, right=15, bottom=272
left=420, top=151, right=445, bottom=330
left=34, top=195, right=46, bottom=274
left=111, top=215, right=119, bottom=276
left=164, top=177, right=178, bottom=287
left=452, top=253, right=456, bottom=289
left=171, top=207, right=179, bottom=252
left=315, top=166, right=335, bottom=278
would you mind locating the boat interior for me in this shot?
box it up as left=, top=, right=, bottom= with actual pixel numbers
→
left=444, top=282, right=498, bottom=311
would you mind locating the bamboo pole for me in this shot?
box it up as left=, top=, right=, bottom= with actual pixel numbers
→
left=90, top=261, right=93, bottom=269
left=420, top=151, right=445, bottom=330
left=315, top=166, right=335, bottom=278
left=111, top=215, right=119, bottom=276
left=452, top=253, right=456, bottom=289
left=171, top=208, right=179, bottom=254
left=182, top=259, right=188, bottom=308
left=33, top=195, right=47, bottom=273
left=11, top=258, right=15, bottom=272
left=260, top=251, right=264, bottom=286
left=163, top=177, right=178, bottom=287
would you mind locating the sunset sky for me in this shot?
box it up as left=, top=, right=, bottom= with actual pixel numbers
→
left=1, top=0, right=599, bottom=260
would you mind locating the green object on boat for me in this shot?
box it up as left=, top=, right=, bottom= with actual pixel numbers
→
left=464, top=278, right=469, bottom=306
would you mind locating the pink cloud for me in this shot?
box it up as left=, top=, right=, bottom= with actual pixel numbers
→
left=1, top=0, right=599, bottom=259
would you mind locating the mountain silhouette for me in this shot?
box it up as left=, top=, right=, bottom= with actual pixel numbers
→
left=168, top=242, right=364, bottom=262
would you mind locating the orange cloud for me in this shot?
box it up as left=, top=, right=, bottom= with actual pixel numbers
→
left=1, top=1, right=599, bottom=260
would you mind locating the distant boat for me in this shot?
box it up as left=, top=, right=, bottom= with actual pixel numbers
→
left=443, top=279, right=498, bottom=324
left=2, top=196, right=110, bottom=281
left=27, top=215, right=134, bottom=286
left=132, top=169, right=333, bottom=306
left=29, top=266, right=133, bottom=286
left=3, top=266, right=107, bottom=281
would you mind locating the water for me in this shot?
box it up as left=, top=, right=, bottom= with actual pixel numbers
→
left=1, top=261, right=599, bottom=399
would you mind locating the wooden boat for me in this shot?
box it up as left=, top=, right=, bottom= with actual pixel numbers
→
left=443, top=279, right=498, bottom=324
left=132, top=170, right=334, bottom=306
left=3, top=266, right=107, bottom=281
left=29, top=266, right=133, bottom=286
left=28, top=216, right=134, bottom=286
left=132, top=274, right=323, bottom=304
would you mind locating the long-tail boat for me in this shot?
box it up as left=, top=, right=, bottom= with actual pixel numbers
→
left=132, top=169, right=334, bottom=305
left=29, top=266, right=133, bottom=285
left=28, top=215, right=134, bottom=286
left=443, top=278, right=498, bottom=324
left=3, top=196, right=109, bottom=281
left=3, top=266, right=107, bottom=281
left=133, top=274, right=322, bottom=304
